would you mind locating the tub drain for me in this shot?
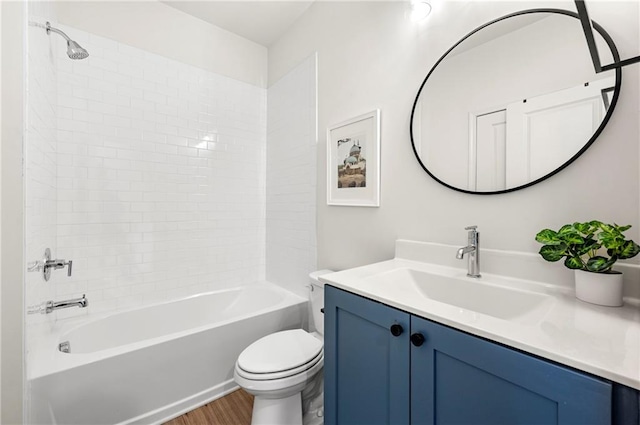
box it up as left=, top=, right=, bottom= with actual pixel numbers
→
left=59, top=341, right=70, bottom=353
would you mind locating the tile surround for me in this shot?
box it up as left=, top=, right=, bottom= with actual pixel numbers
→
left=28, top=23, right=269, bottom=318
left=266, top=55, right=317, bottom=298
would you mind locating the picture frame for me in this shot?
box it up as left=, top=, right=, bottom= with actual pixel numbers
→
left=327, top=109, right=380, bottom=207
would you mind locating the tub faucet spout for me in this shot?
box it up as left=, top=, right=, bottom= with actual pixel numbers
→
left=28, top=294, right=88, bottom=314
left=47, top=294, right=88, bottom=313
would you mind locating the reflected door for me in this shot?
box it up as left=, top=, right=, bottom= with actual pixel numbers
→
left=472, top=110, right=507, bottom=191
left=506, top=77, right=614, bottom=187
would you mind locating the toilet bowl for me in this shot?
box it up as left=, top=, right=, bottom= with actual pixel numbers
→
left=233, top=270, right=332, bottom=425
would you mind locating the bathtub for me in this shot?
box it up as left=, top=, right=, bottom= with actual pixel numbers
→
left=28, top=282, right=308, bottom=424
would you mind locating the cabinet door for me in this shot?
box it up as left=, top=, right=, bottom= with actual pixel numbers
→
left=410, top=316, right=612, bottom=425
left=325, top=286, right=410, bottom=425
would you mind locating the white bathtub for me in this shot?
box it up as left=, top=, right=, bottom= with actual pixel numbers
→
left=28, top=282, right=308, bottom=424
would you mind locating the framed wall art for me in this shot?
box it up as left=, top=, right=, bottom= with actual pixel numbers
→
left=327, top=109, right=380, bottom=207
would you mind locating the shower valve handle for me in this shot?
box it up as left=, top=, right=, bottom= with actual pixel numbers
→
left=45, top=259, right=73, bottom=277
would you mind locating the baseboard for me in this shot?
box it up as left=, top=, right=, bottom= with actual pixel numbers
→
left=121, top=379, right=241, bottom=425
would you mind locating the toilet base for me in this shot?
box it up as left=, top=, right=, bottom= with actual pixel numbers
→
left=252, top=393, right=302, bottom=425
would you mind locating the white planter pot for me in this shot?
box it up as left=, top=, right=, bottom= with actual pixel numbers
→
left=574, top=270, right=624, bottom=307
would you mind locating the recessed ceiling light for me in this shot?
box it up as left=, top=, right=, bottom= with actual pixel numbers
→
left=411, top=0, right=432, bottom=21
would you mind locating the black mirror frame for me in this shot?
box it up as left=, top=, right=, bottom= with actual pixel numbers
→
left=409, top=8, right=622, bottom=195
left=575, top=0, right=640, bottom=72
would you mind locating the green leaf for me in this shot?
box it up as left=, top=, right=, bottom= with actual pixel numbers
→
left=558, top=224, right=576, bottom=235
left=575, top=238, right=599, bottom=256
left=615, top=224, right=632, bottom=233
left=535, top=229, right=560, bottom=245
left=599, top=233, right=624, bottom=250
left=617, top=240, right=640, bottom=260
left=598, top=223, right=616, bottom=234
left=562, top=232, right=585, bottom=245
left=586, top=256, right=616, bottom=273
left=564, top=256, right=584, bottom=269
left=539, top=244, right=567, bottom=262
left=573, top=222, right=593, bottom=234
left=589, top=220, right=603, bottom=229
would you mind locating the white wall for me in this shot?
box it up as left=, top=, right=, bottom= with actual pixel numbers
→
left=266, top=54, right=317, bottom=297
left=53, top=1, right=268, bottom=88
left=1, top=2, right=25, bottom=423
left=269, top=0, right=639, bottom=272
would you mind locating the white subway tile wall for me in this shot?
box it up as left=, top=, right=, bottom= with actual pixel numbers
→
left=266, top=55, right=317, bottom=298
left=52, top=25, right=267, bottom=315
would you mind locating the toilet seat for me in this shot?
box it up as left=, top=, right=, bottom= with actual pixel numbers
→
left=236, top=350, right=324, bottom=381
left=236, top=329, right=324, bottom=381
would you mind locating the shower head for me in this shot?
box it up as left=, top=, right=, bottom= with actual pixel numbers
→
left=45, top=22, right=89, bottom=60
left=66, top=40, right=89, bottom=60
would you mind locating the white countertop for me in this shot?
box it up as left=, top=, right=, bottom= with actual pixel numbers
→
left=321, top=256, right=640, bottom=390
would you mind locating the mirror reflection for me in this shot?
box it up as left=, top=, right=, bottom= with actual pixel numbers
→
left=411, top=11, right=619, bottom=193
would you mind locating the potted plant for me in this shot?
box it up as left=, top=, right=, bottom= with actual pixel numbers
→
left=535, top=221, right=640, bottom=306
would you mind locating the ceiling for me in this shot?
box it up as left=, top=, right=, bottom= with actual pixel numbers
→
left=162, top=1, right=315, bottom=47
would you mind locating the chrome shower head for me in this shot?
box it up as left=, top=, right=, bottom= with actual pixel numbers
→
left=66, top=40, right=89, bottom=60
left=45, top=22, right=89, bottom=60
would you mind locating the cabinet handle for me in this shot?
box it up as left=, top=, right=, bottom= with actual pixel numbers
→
left=410, top=333, right=425, bottom=347
left=390, top=324, right=404, bottom=337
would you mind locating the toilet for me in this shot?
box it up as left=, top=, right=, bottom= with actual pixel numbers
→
left=234, top=270, right=332, bottom=425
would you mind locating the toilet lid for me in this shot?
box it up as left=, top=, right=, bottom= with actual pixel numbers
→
left=237, top=329, right=323, bottom=374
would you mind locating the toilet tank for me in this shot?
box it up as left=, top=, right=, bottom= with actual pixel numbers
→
left=309, top=270, right=333, bottom=336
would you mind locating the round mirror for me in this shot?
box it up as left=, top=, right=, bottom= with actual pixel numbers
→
left=410, top=9, right=621, bottom=194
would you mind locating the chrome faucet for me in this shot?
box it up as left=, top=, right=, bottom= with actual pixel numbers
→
left=27, top=248, right=73, bottom=282
left=457, top=226, right=481, bottom=278
left=28, top=294, right=88, bottom=314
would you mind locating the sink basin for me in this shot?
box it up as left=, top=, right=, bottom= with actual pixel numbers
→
left=365, top=268, right=553, bottom=324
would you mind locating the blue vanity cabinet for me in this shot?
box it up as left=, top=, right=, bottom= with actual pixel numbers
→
left=411, top=315, right=611, bottom=425
left=324, top=285, right=411, bottom=425
left=325, top=286, right=614, bottom=425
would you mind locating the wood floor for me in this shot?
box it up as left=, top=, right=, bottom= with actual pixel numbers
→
left=164, top=389, right=254, bottom=425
